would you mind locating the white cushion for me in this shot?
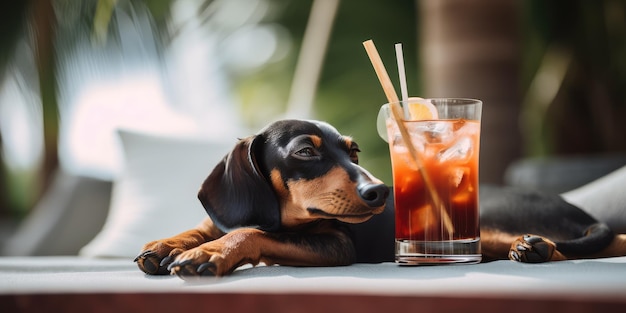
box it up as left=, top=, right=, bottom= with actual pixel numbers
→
left=79, top=129, right=233, bottom=258
left=562, top=165, right=626, bottom=233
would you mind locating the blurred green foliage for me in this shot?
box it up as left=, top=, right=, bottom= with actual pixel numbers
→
left=522, top=0, right=626, bottom=156
left=3, top=0, right=626, bottom=219
left=237, top=0, right=419, bottom=184
left=0, top=1, right=39, bottom=217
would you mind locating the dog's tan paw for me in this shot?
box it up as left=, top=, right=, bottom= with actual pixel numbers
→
left=509, top=234, right=561, bottom=263
left=167, top=244, right=233, bottom=278
left=135, top=240, right=187, bottom=275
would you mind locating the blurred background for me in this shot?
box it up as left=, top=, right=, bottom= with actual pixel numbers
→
left=1, top=0, right=625, bottom=254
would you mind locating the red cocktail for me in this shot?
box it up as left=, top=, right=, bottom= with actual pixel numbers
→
left=381, top=98, right=482, bottom=264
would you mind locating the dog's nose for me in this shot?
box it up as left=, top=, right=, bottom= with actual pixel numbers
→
left=358, top=183, right=389, bottom=207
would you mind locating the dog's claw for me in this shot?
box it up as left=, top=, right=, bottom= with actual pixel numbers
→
left=197, top=262, right=216, bottom=275
left=509, top=250, right=520, bottom=261
left=168, top=258, right=192, bottom=271
left=160, top=255, right=173, bottom=267
left=134, top=250, right=156, bottom=262
left=523, top=235, right=544, bottom=245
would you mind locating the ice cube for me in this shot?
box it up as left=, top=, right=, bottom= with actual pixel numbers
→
left=449, top=166, right=472, bottom=188
left=438, top=137, right=472, bottom=163
left=411, top=121, right=453, bottom=144
left=452, top=119, right=467, bottom=131
left=449, top=167, right=466, bottom=187
left=392, top=134, right=404, bottom=147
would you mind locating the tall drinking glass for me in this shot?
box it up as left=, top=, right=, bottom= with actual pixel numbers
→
left=378, top=97, right=482, bottom=265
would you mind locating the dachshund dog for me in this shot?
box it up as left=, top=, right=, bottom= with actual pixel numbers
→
left=135, top=119, right=390, bottom=277
left=135, top=119, right=626, bottom=278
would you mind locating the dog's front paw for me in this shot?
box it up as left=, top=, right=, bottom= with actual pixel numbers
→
left=169, top=231, right=263, bottom=278
left=508, top=234, right=557, bottom=263
left=167, top=244, right=233, bottom=278
left=135, top=240, right=187, bottom=275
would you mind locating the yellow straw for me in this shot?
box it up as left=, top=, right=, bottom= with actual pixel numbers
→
left=362, top=39, right=454, bottom=238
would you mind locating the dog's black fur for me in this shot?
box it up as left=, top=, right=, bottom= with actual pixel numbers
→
left=135, top=119, right=626, bottom=278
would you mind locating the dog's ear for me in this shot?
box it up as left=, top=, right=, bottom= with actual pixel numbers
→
left=197, top=135, right=281, bottom=232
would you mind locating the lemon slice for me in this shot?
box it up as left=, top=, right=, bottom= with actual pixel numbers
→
left=406, top=97, right=438, bottom=120
left=377, top=98, right=438, bottom=142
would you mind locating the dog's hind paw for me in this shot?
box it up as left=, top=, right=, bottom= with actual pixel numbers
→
left=509, top=235, right=558, bottom=263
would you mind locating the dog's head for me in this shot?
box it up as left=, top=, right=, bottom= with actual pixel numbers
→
left=198, top=119, right=389, bottom=232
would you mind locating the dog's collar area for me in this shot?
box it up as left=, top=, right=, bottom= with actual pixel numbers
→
left=307, top=208, right=374, bottom=219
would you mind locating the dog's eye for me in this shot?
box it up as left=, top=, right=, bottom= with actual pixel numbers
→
left=349, top=148, right=360, bottom=164
left=293, top=146, right=320, bottom=160
left=349, top=143, right=360, bottom=164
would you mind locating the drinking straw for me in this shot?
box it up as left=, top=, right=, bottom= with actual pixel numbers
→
left=362, top=40, right=454, bottom=238
left=394, top=43, right=410, bottom=118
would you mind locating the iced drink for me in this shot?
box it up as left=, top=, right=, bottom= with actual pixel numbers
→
left=379, top=98, right=482, bottom=264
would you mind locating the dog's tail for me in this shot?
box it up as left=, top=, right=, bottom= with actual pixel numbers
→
left=555, top=223, right=615, bottom=256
